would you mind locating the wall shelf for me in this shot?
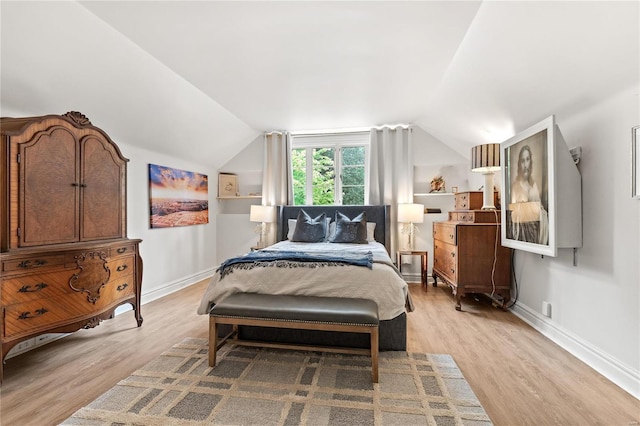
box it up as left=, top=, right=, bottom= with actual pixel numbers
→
left=217, top=195, right=262, bottom=200
left=413, top=192, right=456, bottom=197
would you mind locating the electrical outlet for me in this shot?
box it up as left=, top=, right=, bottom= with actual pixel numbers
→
left=10, top=338, right=35, bottom=356
left=36, top=334, right=54, bottom=345
left=542, top=301, right=552, bottom=317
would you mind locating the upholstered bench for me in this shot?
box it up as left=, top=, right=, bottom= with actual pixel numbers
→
left=209, top=293, right=380, bottom=382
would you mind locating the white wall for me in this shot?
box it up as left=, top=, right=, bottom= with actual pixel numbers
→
left=216, top=135, right=264, bottom=264
left=120, top=142, right=218, bottom=303
left=510, top=86, right=640, bottom=398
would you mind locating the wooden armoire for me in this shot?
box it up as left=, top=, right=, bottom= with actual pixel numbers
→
left=0, top=112, right=142, bottom=381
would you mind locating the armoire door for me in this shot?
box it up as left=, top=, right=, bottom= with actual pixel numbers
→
left=80, top=134, right=126, bottom=241
left=19, top=126, right=79, bottom=246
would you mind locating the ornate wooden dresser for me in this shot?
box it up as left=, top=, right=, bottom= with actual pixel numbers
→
left=0, top=112, right=142, bottom=381
left=432, top=191, right=511, bottom=311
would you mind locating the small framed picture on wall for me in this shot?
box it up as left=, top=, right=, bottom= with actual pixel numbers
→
left=218, top=173, right=238, bottom=197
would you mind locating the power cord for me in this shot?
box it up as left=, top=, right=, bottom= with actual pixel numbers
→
left=506, top=249, right=519, bottom=309
left=489, top=209, right=499, bottom=298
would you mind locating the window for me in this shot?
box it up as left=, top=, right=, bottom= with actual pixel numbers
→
left=291, top=133, right=369, bottom=205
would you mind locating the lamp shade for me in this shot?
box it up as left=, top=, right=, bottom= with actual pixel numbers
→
left=250, top=205, right=275, bottom=223
left=397, top=203, right=424, bottom=224
left=471, top=143, right=501, bottom=172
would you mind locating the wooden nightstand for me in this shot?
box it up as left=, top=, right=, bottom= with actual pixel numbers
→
left=396, top=250, right=428, bottom=290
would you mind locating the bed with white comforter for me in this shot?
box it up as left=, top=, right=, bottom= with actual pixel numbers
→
left=197, top=240, right=411, bottom=321
left=197, top=204, right=410, bottom=350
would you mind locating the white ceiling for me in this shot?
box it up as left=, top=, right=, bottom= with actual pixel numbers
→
left=1, top=1, right=638, bottom=168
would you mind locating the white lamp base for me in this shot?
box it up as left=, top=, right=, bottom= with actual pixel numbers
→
left=482, top=172, right=496, bottom=210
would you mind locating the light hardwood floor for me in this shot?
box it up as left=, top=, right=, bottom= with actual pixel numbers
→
left=1, top=281, right=638, bottom=425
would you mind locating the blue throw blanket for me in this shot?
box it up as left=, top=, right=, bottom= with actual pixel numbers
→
left=217, top=250, right=373, bottom=279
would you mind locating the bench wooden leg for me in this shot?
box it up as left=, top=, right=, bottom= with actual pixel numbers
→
left=371, top=326, right=379, bottom=383
left=209, top=316, right=218, bottom=367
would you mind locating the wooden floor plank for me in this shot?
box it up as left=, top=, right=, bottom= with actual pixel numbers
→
left=0, top=281, right=638, bottom=425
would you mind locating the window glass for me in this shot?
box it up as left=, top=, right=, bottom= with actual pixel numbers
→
left=290, top=133, right=369, bottom=205
left=292, top=148, right=306, bottom=205
left=341, top=146, right=365, bottom=205
left=312, top=148, right=335, bottom=205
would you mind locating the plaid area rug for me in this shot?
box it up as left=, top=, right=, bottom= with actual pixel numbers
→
left=61, top=338, right=492, bottom=425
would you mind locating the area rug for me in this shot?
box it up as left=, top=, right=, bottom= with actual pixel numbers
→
left=61, top=338, right=492, bottom=425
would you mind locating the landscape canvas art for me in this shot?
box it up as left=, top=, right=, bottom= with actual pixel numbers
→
left=149, top=164, right=209, bottom=228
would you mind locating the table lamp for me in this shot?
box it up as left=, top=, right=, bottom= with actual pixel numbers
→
left=471, top=143, right=501, bottom=209
left=397, top=203, right=424, bottom=250
left=250, top=205, right=275, bottom=248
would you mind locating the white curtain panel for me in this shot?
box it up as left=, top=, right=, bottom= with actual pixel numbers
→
left=368, top=126, right=414, bottom=255
left=262, top=131, right=293, bottom=246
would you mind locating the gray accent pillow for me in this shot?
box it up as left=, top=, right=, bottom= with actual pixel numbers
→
left=291, top=210, right=327, bottom=243
left=330, top=211, right=368, bottom=244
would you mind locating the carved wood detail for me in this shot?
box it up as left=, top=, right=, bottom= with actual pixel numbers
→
left=62, top=111, right=92, bottom=126
left=82, top=317, right=103, bottom=329
left=69, top=251, right=111, bottom=304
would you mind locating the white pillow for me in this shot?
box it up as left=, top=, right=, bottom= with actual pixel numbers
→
left=327, top=221, right=376, bottom=242
left=286, top=219, right=297, bottom=240
left=367, top=222, right=376, bottom=242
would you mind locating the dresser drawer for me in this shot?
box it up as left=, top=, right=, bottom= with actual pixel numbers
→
left=110, top=243, right=137, bottom=258
left=433, top=222, right=457, bottom=245
left=107, top=255, right=135, bottom=282
left=2, top=254, right=65, bottom=273
left=102, top=275, right=136, bottom=303
left=433, top=241, right=458, bottom=283
left=454, top=192, right=480, bottom=210
left=448, top=210, right=501, bottom=223
left=3, top=276, right=136, bottom=339
left=2, top=270, right=77, bottom=305
left=449, top=211, right=474, bottom=222
left=4, top=292, right=90, bottom=338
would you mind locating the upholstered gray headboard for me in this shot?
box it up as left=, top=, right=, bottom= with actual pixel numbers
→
left=276, top=205, right=391, bottom=254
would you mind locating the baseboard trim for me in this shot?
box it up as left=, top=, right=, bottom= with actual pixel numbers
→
left=113, top=268, right=215, bottom=316
left=512, top=302, right=640, bottom=400
left=140, top=268, right=215, bottom=305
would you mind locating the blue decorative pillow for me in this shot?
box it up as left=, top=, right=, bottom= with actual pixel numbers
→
left=291, top=210, right=327, bottom=243
left=330, top=211, right=368, bottom=244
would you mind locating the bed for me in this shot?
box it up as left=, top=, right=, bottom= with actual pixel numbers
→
left=197, top=205, right=411, bottom=350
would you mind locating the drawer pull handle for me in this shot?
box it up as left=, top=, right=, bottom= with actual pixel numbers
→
left=18, top=308, right=48, bottom=320
left=450, top=252, right=455, bottom=258
left=117, top=247, right=127, bottom=254
left=17, top=259, right=47, bottom=268
left=18, top=283, right=48, bottom=293
left=116, top=265, right=128, bottom=272
left=450, top=268, right=455, bottom=274
left=449, top=234, right=454, bottom=239
left=117, top=283, right=129, bottom=291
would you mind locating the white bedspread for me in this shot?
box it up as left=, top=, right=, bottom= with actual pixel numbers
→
left=197, top=241, right=411, bottom=321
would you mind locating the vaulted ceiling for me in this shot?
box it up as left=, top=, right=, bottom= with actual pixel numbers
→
left=1, top=1, right=638, bottom=168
